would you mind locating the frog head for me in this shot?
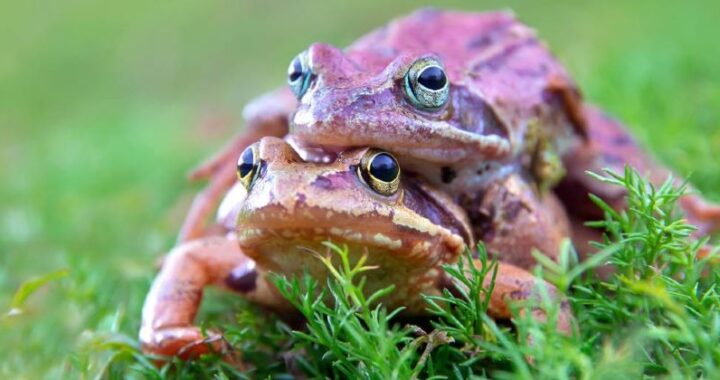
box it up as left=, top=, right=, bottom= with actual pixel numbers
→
left=283, top=9, right=584, bottom=192
left=287, top=42, right=511, bottom=166
left=225, top=137, right=471, bottom=308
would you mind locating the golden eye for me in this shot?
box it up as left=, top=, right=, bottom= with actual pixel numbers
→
left=403, top=57, right=449, bottom=111
left=236, top=145, right=260, bottom=190
left=358, top=149, right=401, bottom=196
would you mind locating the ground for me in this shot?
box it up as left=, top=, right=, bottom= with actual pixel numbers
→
left=1, top=0, right=719, bottom=378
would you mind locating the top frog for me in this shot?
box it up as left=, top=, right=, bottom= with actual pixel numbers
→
left=181, top=8, right=720, bottom=244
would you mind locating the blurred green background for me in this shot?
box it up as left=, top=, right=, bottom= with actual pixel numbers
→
left=1, top=0, right=719, bottom=377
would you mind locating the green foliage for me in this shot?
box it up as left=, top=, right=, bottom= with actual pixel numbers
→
left=266, top=165, right=720, bottom=378
left=425, top=245, right=498, bottom=344
left=65, top=293, right=293, bottom=379
left=272, top=244, right=422, bottom=379
left=3, top=269, right=68, bottom=320
left=577, top=168, right=720, bottom=377
left=459, top=167, right=718, bottom=379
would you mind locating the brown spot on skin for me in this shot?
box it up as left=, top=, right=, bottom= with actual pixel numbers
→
left=504, top=200, right=529, bottom=222
left=459, top=192, right=496, bottom=244
left=601, top=153, right=625, bottom=165
left=160, top=281, right=202, bottom=302
left=465, top=18, right=516, bottom=50
left=471, top=38, right=538, bottom=72
left=441, top=166, right=456, bottom=184
left=225, top=265, right=258, bottom=293
left=514, top=63, right=549, bottom=78
left=476, top=162, right=492, bottom=175
left=612, top=135, right=633, bottom=146
left=311, top=172, right=356, bottom=190
left=545, top=76, right=587, bottom=139
left=311, top=176, right=332, bottom=190
left=478, top=224, right=496, bottom=244
left=509, top=288, right=531, bottom=300
left=466, top=35, right=493, bottom=50
left=560, top=300, right=571, bottom=311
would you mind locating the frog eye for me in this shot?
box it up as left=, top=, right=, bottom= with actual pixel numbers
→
left=403, top=57, right=449, bottom=111
left=358, top=150, right=401, bottom=196
left=287, top=51, right=312, bottom=99
left=237, top=145, right=260, bottom=190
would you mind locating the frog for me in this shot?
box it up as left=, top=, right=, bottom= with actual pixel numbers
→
left=141, top=137, right=573, bottom=358
left=179, top=8, right=720, bottom=247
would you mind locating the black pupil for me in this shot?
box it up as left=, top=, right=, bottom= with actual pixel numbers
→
left=417, top=66, right=447, bottom=90
left=369, top=153, right=399, bottom=183
left=237, top=148, right=255, bottom=178
left=288, top=58, right=303, bottom=82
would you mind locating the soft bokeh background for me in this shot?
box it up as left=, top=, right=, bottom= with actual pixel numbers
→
left=1, top=0, right=718, bottom=377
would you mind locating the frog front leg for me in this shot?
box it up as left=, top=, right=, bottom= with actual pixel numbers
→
left=140, top=235, right=288, bottom=358
left=467, top=173, right=571, bottom=270
left=475, top=261, right=573, bottom=335
left=558, top=105, right=720, bottom=236
left=177, top=88, right=295, bottom=242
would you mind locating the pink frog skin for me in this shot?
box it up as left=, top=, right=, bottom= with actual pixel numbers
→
left=141, top=137, right=572, bottom=358
left=180, top=8, right=720, bottom=249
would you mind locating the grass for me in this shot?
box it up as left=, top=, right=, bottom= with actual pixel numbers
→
left=1, top=0, right=719, bottom=378
left=60, top=167, right=720, bottom=378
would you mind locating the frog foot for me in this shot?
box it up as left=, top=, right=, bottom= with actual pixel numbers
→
left=140, top=326, right=229, bottom=360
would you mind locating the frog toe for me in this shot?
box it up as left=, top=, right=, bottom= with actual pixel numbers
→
left=140, top=326, right=228, bottom=360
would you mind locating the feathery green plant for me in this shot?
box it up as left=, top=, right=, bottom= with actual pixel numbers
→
left=272, top=243, right=423, bottom=379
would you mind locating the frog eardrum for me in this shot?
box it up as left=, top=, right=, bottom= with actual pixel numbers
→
left=287, top=51, right=313, bottom=99
left=403, top=57, right=449, bottom=111
left=236, top=145, right=260, bottom=190
left=358, top=149, right=401, bottom=196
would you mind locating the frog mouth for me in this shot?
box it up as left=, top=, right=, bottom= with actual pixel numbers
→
left=237, top=220, right=463, bottom=315
left=236, top=225, right=456, bottom=282
left=235, top=208, right=466, bottom=271
left=238, top=224, right=459, bottom=260
left=290, top=82, right=513, bottom=164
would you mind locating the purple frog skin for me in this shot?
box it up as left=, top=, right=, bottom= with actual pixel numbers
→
left=180, top=8, right=720, bottom=249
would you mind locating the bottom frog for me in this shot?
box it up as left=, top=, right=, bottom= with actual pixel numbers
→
left=140, top=137, right=572, bottom=359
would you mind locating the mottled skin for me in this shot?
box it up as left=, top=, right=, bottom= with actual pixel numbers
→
left=558, top=105, right=720, bottom=237
left=141, top=137, right=572, bottom=358
left=181, top=8, right=720, bottom=246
